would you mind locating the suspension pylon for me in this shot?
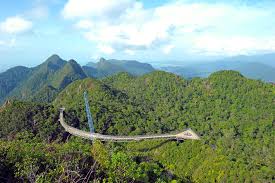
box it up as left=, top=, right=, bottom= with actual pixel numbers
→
left=84, top=91, right=95, bottom=133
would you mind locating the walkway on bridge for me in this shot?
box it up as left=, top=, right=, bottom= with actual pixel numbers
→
left=59, top=108, right=200, bottom=141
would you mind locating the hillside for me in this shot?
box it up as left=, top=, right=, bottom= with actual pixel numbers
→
left=0, top=66, right=31, bottom=103
left=1, top=55, right=88, bottom=103
left=49, top=59, right=87, bottom=89
left=0, top=70, right=274, bottom=182
left=83, top=58, right=155, bottom=78
left=6, top=54, right=66, bottom=101
left=52, top=70, right=274, bottom=182
left=0, top=56, right=155, bottom=104
left=234, top=62, right=275, bottom=81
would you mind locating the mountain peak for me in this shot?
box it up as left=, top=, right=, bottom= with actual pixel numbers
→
left=46, top=54, right=61, bottom=62
left=99, top=57, right=107, bottom=62
left=68, top=59, right=77, bottom=64
left=43, top=54, right=66, bottom=70
left=209, top=70, right=244, bottom=80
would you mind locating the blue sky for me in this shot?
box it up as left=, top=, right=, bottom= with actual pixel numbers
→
left=1, top=0, right=275, bottom=69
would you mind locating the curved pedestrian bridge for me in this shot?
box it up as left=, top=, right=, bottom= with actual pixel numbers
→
left=59, top=108, right=200, bottom=142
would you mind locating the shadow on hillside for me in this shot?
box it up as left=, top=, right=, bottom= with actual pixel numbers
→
left=138, top=140, right=172, bottom=152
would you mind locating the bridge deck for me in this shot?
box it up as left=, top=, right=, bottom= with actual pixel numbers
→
left=59, top=108, right=200, bottom=141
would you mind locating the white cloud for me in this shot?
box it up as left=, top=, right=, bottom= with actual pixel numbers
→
left=62, top=0, right=135, bottom=19
left=9, top=38, right=16, bottom=47
left=192, top=35, right=275, bottom=56
left=163, top=44, right=175, bottom=54
left=97, top=44, right=115, bottom=54
left=0, top=40, right=5, bottom=46
left=125, top=49, right=135, bottom=55
left=0, top=38, right=17, bottom=47
left=0, top=16, right=32, bottom=34
left=28, top=5, right=49, bottom=19
left=75, top=2, right=172, bottom=51
left=75, top=20, right=93, bottom=29
left=62, top=0, right=275, bottom=56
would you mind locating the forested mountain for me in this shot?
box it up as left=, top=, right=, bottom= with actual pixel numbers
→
left=83, top=58, right=155, bottom=78
left=1, top=53, right=273, bottom=105
left=1, top=70, right=273, bottom=182
left=0, top=56, right=155, bottom=104
left=162, top=61, right=275, bottom=82
left=0, top=55, right=274, bottom=182
left=9, top=54, right=67, bottom=101
left=48, top=59, right=87, bottom=89
left=0, top=66, right=31, bottom=103
left=0, top=55, right=88, bottom=104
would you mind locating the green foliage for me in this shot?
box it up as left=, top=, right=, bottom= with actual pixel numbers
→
left=91, top=141, right=110, bottom=168
left=0, top=70, right=274, bottom=182
left=9, top=55, right=67, bottom=101
left=54, top=70, right=275, bottom=182
left=0, top=138, right=94, bottom=182
left=108, top=151, right=153, bottom=182
left=1, top=55, right=87, bottom=104
left=31, top=85, right=59, bottom=103
left=50, top=59, right=87, bottom=90
left=0, top=66, right=31, bottom=103
left=0, top=100, right=76, bottom=142
left=91, top=141, right=168, bottom=182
